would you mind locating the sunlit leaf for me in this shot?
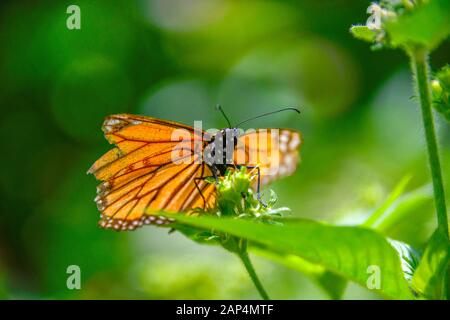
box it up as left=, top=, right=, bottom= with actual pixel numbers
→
left=350, top=25, right=377, bottom=43
left=432, top=65, right=450, bottom=121
left=384, top=0, right=450, bottom=50
left=412, top=230, right=450, bottom=299
left=170, top=215, right=414, bottom=299
left=364, top=175, right=412, bottom=228
left=250, top=247, right=347, bottom=300
left=367, top=185, right=433, bottom=234
left=389, top=239, right=421, bottom=282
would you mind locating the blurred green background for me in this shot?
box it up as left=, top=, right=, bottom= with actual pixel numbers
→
left=0, top=0, right=449, bottom=299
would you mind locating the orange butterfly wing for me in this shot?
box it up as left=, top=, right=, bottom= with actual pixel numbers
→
left=234, top=128, right=302, bottom=186
left=88, top=114, right=216, bottom=231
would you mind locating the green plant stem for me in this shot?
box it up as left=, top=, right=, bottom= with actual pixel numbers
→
left=410, top=48, right=449, bottom=299
left=237, top=247, right=270, bottom=300
left=410, top=48, right=449, bottom=239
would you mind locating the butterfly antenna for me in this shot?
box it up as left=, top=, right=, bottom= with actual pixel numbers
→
left=234, top=107, right=300, bottom=127
left=216, top=104, right=232, bottom=128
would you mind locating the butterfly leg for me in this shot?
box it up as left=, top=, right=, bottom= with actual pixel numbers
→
left=194, top=177, right=207, bottom=210
left=194, top=175, right=216, bottom=210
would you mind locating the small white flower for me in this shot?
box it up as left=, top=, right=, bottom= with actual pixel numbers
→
left=366, top=3, right=383, bottom=30
left=366, top=2, right=396, bottom=30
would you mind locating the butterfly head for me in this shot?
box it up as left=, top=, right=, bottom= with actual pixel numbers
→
left=223, top=127, right=240, bottom=138
left=221, top=127, right=241, bottom=150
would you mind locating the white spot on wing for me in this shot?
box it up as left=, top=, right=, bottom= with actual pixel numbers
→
left=289, top=134, right=300, bottom=150
left=280, top=133, right=289, bottom=143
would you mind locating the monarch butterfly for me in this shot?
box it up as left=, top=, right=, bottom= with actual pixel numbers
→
left=88, top=107, right=302, bottom=231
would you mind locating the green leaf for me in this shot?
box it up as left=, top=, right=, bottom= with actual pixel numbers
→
left=170, top=215, right=414, bottom=299
left=412, top=230, right=450, bottom=299
left=432, top=65, right=450, bottom=121
left=175, top=218, right=348, bottom=299
left=362, top=179, right=434, bottom=247
left=364, top=175, right=412, bottom=228
left=436, top=65, right=450, bottom=92
left=384, top=0, right=450, bottom=50
left=350, top=25, right=377, bottom=43
left=250, top=247, right=347, bottom=299
left=389, top=239, right=421, bottom=282
left=367, top=185, right=433, bottom=234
